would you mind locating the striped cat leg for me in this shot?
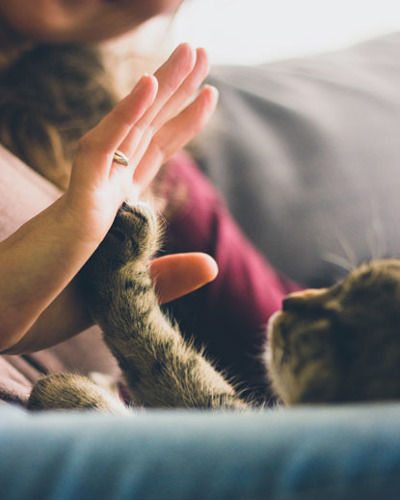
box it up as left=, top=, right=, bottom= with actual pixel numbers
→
left=81, top=202, right=248, bottom=410
left=28, top=373, right=130, bottom=414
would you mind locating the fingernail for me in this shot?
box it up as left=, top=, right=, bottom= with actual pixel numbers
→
left=204, top=84, right=219, bottom=99
left=171, top=42, right=193, bottom=61
left=134, top=74, right=149, bottom=89
left=131, top=74, right=156, bottom=94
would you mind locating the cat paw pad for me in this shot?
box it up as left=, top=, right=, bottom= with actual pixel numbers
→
left=108, top=201, right=159, bottom=262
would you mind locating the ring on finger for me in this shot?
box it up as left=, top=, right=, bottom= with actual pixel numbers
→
left=113, top=149, right=130, bottom=167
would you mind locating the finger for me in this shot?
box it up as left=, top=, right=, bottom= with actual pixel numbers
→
left=134, top=85, right=219, bottom=190
left=150, top=48, right=209, bottom=132
left=83, top=74, right=158, bottom=156
left=139, top=43, right=196, bottom=129
left=118, top=43, right=197, bottom=162
left=70, top=74, right=157, bottom=190
left=150, top=253, right=218, bottom=304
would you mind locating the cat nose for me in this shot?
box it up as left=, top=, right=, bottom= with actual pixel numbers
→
left=282, top=289, right=324, bottom=312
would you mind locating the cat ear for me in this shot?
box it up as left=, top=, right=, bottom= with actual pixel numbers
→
left=282, top=288, right=328, bottom=312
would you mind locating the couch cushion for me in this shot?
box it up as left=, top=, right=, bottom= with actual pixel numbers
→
left=197, top=32, right=400, bottom=286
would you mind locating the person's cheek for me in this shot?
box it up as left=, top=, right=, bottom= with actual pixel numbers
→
left=139, top=0, right=183, bottom=18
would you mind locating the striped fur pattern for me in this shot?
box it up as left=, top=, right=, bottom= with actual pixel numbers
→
left=266, top=260, right=400, bottom=404
left=28, top=204, right=400, bottom=412
left=28, top=202, right=247, bottom=413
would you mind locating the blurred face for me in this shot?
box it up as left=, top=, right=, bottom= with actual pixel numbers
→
left=0, top=0, right=183, bottom=43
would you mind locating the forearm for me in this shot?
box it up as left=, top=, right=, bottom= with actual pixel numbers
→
left=0, top=195, right=98, bottom=351
left=2, top=279, right=93, bottom=354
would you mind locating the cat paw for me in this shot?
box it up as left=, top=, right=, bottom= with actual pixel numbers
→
left=108, top=201, right=160, bottom=265
left=28, top=373, right=131, bottom=415
left=81, top=202, right=159, bottom=282
left=96, top=201, right=159, bottom=268
left=80, top=201, right=160, bottom=320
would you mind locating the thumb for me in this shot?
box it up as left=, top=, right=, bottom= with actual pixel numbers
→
left=150, top=252, right=218, bottom=304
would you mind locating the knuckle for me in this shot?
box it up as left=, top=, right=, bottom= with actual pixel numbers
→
left=78, top=132, right=110, bottom=158
left=153, top=140, right=167, bottom=162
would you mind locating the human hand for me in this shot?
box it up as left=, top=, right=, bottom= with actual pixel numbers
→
left=1, top=251, right=218, bottom=355
left=150, top=252, right=218, bottom=304
left=0, top=44, right=218, bottom=353
left=64, top=43, right=218, bottom=245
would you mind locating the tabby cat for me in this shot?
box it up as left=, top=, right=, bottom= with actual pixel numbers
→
left=28, top=202, right=400, bottom=412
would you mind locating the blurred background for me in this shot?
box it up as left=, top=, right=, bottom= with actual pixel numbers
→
left=138, top=0, right=400, bottom=65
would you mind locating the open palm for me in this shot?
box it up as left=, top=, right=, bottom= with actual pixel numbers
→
left=65, top=43, right=218, bottom=245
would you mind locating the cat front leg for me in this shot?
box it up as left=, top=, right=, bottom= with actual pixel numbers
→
left=28, top=373, right=131, bottom=414
left=81, top=202, right=248, bottom=410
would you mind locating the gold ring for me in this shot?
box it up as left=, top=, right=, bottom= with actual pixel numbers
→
left=113, top=149, right=129, bottom=167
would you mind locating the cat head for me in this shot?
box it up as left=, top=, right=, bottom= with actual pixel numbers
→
left=266, top=259, right=400, bottom=405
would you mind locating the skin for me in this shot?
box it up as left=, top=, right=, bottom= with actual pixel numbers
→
left=0, top=0, right=184, bottom=43
left=0, top=17, right=219, bottom=353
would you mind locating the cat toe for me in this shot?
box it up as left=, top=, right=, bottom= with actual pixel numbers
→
left=28, top=373, right=130, bottom=414
left=110, top=201, right=160, bottom=261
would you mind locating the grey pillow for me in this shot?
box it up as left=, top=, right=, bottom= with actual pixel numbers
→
left=196, top=33, right=400, bottom=286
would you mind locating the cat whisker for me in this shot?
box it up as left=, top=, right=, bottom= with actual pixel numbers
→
left=366, top=211, right=386, bottom=261
left=321, top=252, right=354, bottom=273
left=333, top=228, right=359, bottom=271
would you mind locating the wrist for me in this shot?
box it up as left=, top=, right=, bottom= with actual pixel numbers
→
left=0, top=195, right=102, bottom=348
left=58, top=192, right=109, bottom=250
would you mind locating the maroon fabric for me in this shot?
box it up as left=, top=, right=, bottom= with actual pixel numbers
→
left=162, top=153, right=300, bottom=402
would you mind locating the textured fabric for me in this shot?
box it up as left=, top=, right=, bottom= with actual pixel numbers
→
left=196, top=32, right=400, bottom=287
left=0, top=403, right=399, bottom=499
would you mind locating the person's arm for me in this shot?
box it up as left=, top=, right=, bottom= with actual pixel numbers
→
left=3, top=252, right=218, bottom=355
left=0, top=44, right=218, bottom=353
